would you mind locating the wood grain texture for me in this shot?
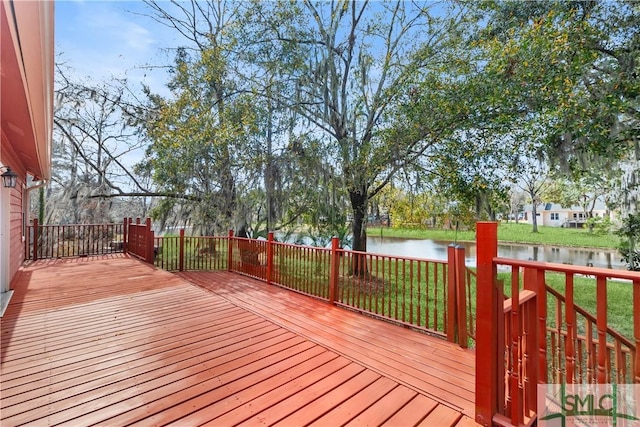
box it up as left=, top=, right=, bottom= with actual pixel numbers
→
left=1, top=256, right=478, bottom=426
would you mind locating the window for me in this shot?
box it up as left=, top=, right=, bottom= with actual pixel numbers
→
left=550, top=213, right=559, bottom=220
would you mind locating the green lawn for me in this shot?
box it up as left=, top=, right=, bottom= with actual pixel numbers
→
left=369, top=222, right=620, bottom=249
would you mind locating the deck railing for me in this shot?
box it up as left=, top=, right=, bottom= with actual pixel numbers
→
left=125, top=218, right=155, bottom=264
left=153, top=229, right=472, bottom=343
left=26, top=218, right=640, bottom=426
left=335, top=248, right=452, bottom=338
left=475, top=221, right=640, bottom=427
left=154, top=230, right=229, bottom=271
left=25, top=219, right=125, bottom=260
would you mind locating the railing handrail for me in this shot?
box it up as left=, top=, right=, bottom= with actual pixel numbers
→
left=344, top=247, right=448, bottom=264
left=28, top=222, right=122, bottom=227
left=272, top=240, right=332, bottom=253
left=494, top=256, right=640, bottom=281
left=545, top=285, right=635, bottom=350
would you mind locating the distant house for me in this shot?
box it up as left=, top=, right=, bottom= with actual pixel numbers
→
left=523, top=200, right=611, bottom=228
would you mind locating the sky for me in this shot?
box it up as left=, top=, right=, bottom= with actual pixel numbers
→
left=55, top=1, right=176, bottom=94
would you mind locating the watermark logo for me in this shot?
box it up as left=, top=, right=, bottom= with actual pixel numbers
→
left=538, top=384, right=640, bottom=426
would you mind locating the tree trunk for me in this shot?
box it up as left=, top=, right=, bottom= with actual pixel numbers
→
left=531, top=201, right=538, bottom=233
left=349, top=186, right=368, bottom=277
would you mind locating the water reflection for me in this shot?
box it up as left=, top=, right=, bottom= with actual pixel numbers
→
left=366, top=236, right=624, bottom=270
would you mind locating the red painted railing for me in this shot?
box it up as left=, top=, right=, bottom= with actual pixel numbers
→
left=154, top=230, right=229, bottom=271
left=335, top=248, right=453, bottom=337
left=271, top=240, right=332, bottom=299
left=151, top=228, right=472, bottom=343
left=229, top=236, right=268, bottom=280
left=28, top=218, right=640, bottom=427
left=26, top=219, right=125, bottom=260
left=475, top=221, right=640, bottom=427
left=125, top=218, right=155, bottom=264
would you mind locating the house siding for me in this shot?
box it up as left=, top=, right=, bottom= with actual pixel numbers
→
left=2, top=132, right=27, bottom=288
left=8, top=183, right=24, bottom=286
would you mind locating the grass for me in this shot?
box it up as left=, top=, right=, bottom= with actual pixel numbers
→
left=155, top=234, right=634, bottom=367
left=369, top=222, right=620, bottom=249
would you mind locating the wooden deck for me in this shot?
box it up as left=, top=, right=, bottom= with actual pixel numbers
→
left=1, top=255, right=478, bottom=426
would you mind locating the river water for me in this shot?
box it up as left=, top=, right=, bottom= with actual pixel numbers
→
left=366, top=236, right=625, bottom=270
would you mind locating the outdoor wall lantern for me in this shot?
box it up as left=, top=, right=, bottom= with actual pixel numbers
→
left=1, top=167, right=18, bottom=188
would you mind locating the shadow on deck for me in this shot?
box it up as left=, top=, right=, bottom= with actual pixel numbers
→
left=1, top=256, right=478, bottom=426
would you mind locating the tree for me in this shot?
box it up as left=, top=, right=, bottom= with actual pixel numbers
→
left=515, top=155, right=553, bottom=233
left=472, top=1, right=640, bottom=214
left=241, top=0, right=476, bottom=274
left=50, top=62, right=152, bottom=224
left=617, top=213, right=640, bottom=271
left=141, top=1, right=326, bottom=236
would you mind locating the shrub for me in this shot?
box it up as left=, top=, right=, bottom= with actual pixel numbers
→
left=616, top=213, right=640, bottom=271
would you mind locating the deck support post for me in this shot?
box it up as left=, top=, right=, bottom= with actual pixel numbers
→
left=123, top=217, right=129, bottom=254
left=475, top=221, right=499, bottom=426
left=447, top=245, right=456, bottom=343
left=179, top=229, right=185, bottom=272
left=329, top=237, right=340, bottom=304
left=145, top=218, right=154, bottom=264
left=634, top=279, right=640, bottom=383
left=227, top=230, right=234, bottom=272
left=455, top=245, right=468, bottom=348
left=267, top=232, right=274, bottom=285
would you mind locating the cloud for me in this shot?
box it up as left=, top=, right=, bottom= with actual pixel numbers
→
left=56, top=1, right=171, bottom=93
left=83, top=5, right=155, bottom=53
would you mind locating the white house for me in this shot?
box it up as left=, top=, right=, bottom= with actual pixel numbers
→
left=523, top=200, right=611, bottom=228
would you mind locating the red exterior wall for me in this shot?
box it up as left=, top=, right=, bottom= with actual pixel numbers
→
left=2, top=133, right=27, bottom=286
left=8, top=183, right=25, bottom=286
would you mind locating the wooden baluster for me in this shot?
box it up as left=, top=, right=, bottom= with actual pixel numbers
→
left=577, top=339, right=584, bottom=383
left=447, top=246, right=456, bottom=343
left=435, top=263, right=440, bottom=329
left=416, top=260, right=421, bottom=327
left=227, top=230, right=233, bottom=271
left=178, top=230, right=184, bottom=272
left=586, top=320, right=595, bottom=383
left=555, top=295, right=562, bottom=384
left=33, top=218, right=39, bottom=261
left=524, top=298, right=537, bottom=415
left=566, top=274, right=576, bottom=384
left=456, top=246, right=468, bottom=348
left=266, top=232, right=273, bottom=285
left=634, top=279, right=640, bottom=384
left=536, top=268, right=548, bottom=384
left=401, top=258, right=406, bottom=322
left=509, top=266, right=521, bottom=425
left=596, top=276, right=608, bottom=383
left=468, top=269, right=474, bottom=339
left=407, top=259, right=412, bottom=324
left=424, top=260, right=430, bottom=329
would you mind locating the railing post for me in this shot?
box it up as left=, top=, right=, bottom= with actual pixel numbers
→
left=475, top=221, right=499, bottom=426
left=596, top=276, right=608, bottom=384
left=266, top=232, right=274, bottom=285
left=33, top=218, right=39, bottom=261
left=447, top=244, right=457, bottom=343
left=522, top=267, right=540, bottom=410
left=122, top=217, right=128, bottom=254
left=147, top=229, right=155, bottom=265
left=329, top=237, right=340, bottom=304
left=634, top=279, right=640, bottom=383
left=179, top=229, right=185, bottom=272
left=455, top=245, right=468, bottom=348
left=227, top=229, right=234, bottom=272
left=145, top=218, right=153, bottom=264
